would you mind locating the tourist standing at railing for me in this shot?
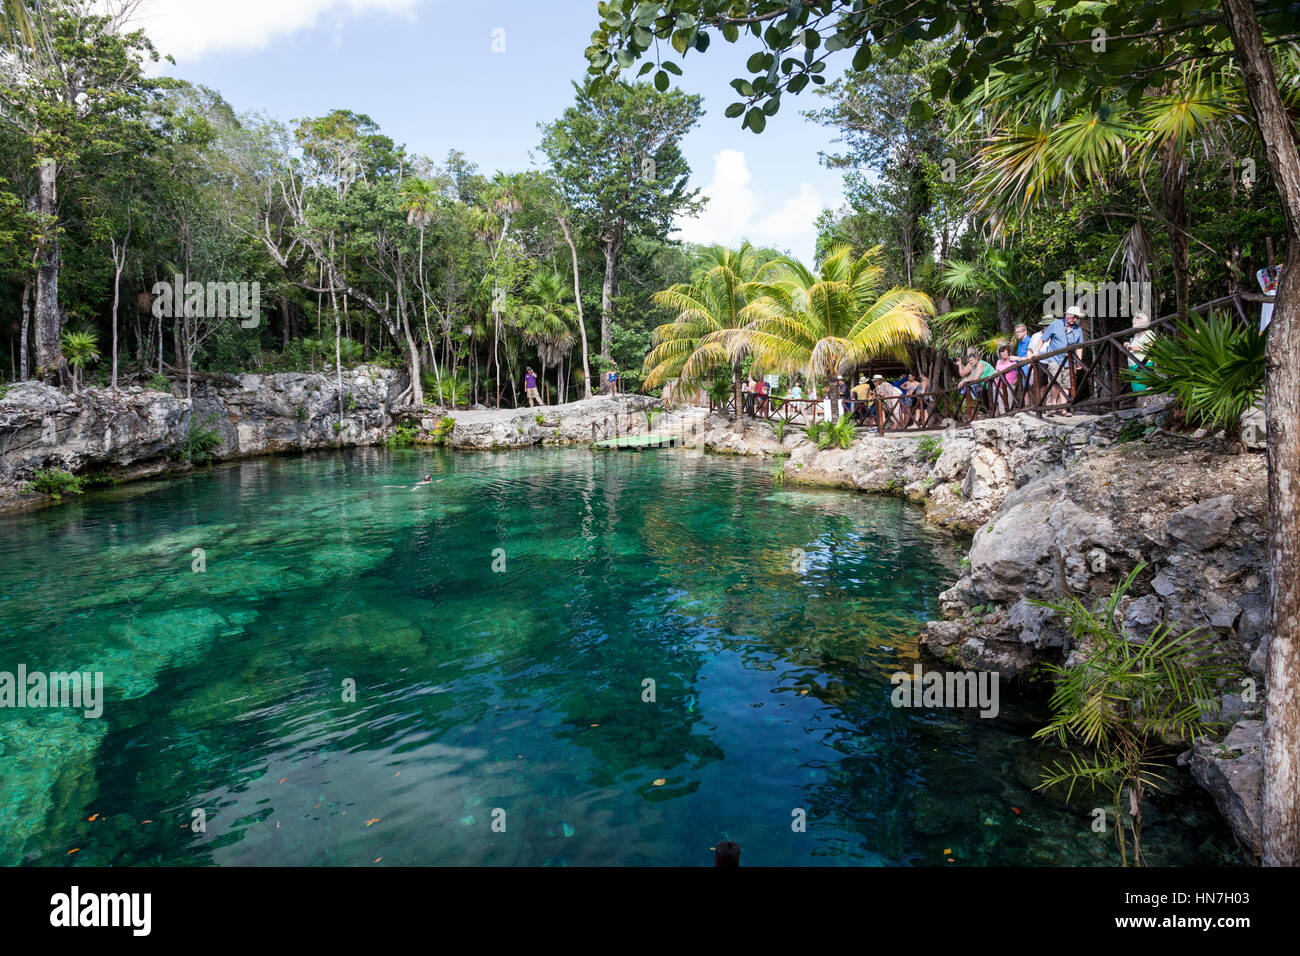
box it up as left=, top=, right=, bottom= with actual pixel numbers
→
left=787, top=380, right=803, bottom=401
left=957, top=348, right=996, bottom=422
left=1013, top=323, right=1034, bottom=403
left=849, top=375, right=871, bottom=424
left=994, top=344, right=1019, bottom=414
left=900, top=373, right=922, bottom=428
left=1040, top=305, right=1085, bottom=415
left=1126, top=311, right=1156, bottom=393
left=874, top=374, right=902, bottom=429
left=1014, top=323, right=1031, bottom=360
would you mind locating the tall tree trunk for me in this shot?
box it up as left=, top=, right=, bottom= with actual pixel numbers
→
left=329, top=236, right=344, bottom=437
left=19, top=278, right=30, bottom=381
left=1222, top=0, right=1300, bottom=867
left=33, top=158, right=65, bottom=385
left=732, top=363, right=746, bottom=437
left=281, top=293, right=290, bottom=350
left=1161, top=139, right=1190, bottom=318
left=558, top=215, right=592, bottom=398
left=600, top=234, right=622, bottom=360
left=109, top=231, right=128, bottom=390
left=828, top=362, right=842, bottom=423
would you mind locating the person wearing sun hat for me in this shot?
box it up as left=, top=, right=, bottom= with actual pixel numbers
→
left=1041, top=305, right=1086, bottom=415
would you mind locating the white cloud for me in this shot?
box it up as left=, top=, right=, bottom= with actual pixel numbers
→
left=123, top=0, right=423, bottom=63
left=674, top=149, right=826, bottom=264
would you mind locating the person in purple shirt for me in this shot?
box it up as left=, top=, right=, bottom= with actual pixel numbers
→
left=525, top=367, right=542, bottom=407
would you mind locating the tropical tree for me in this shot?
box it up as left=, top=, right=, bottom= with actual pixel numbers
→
left=61, top=328, right=98, bottom=394
left=400, top=174, right=443, bottom=400
left=643, top=243, right=767, bottom=435
left=540, top=78, right=705, bottom=360
left=729, top=244, right=933, bottom=423
left=959, top=62, right=1249, bottom=319
left=517, top=270, right=577, bottom=403
left=0, top=0, right=162, bottom=386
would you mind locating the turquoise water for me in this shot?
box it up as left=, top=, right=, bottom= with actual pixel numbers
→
left=0, top=447, right=1241, bottom=866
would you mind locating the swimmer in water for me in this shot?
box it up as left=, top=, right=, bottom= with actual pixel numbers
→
left=412, top=474, right=433, bottom=488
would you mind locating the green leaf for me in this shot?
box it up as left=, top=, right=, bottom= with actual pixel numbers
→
left=788, top=73, right=809, bottom=93
left=745, top=107, right=766, bottom=133
left=694, top=31, right=710, bottom=52
left=851, top=44, right=871, bottom=70
left=747, top=51, right=766, bottom=72
left=724, top=102, right=746, bottom=118
left=662, top=60, right=682, bottom=75
left=654, top=69, right=669, bottom=91
left=614, top=49, right=635, bottom=69
left=637, top=61, right=655, bottom=76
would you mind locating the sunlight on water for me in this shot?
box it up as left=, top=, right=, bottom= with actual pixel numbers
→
left=0, top=447, right=1241, bottom=866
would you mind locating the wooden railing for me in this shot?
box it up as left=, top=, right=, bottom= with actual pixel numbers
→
left=733, top=293, right=1255, bottom=437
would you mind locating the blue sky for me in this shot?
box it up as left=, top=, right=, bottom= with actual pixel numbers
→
left=135, top=0, right=849, bottom=263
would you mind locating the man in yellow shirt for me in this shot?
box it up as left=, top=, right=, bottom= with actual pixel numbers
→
left=850, top=376, right=872, bottom=424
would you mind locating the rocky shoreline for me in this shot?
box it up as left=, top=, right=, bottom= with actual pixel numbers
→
left=0, top=368, right=1268, bottom=858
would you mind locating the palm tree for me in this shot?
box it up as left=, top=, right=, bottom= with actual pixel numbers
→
left=474, top=172, right=524, bottom=407
left=61, top=329, right=100, bottom=395
left=518, top=271, right=577, bottom=403
left=643, top=243, right=767, bottom=435
left=400, top=176, right=443, bottom=400
left=725, top=244, right=933, bottom=423
left=961, top=62, right=1247, bottom=318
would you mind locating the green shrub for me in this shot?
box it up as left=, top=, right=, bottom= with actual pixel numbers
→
left=146, top=374, right=172, bottom=393
left=386, top=423, right=419, bottom=448
left=294, top=404, right=310, bottom=422
left=423, top=371, right=469, bottom=407
left=1131, top=310, right=1265, bottom=440
left=172, top=416, right=222, bottom=465
left=804, top=417, right=857, bottom=450
left=1032, top=564, right=1234, bottom=866
left=29, top=468, right=83, bottom=500
left=916, top=434, right=943, bottom=462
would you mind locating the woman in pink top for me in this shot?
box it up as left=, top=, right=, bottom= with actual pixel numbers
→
left=994, top=344, right=1019, bottom=414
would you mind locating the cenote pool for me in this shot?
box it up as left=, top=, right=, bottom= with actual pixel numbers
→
left=0, top=446, right=1242, bottom=866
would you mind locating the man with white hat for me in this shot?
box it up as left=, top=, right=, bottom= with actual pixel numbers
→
left=873, top=373, right=902, bottom=429
left=1040, top=305, right=1086, bottom=415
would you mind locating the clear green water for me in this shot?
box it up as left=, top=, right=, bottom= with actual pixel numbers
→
left=0, top=447, right=1241, bottom=866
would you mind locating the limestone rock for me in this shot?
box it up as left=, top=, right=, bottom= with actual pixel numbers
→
left=1189, top=720, right=1263, bottom=859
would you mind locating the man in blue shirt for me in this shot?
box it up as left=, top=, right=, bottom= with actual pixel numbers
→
left=1014, top=323, right=1031, bottom=358
left=1040, top=306, right=1085, bottom=414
